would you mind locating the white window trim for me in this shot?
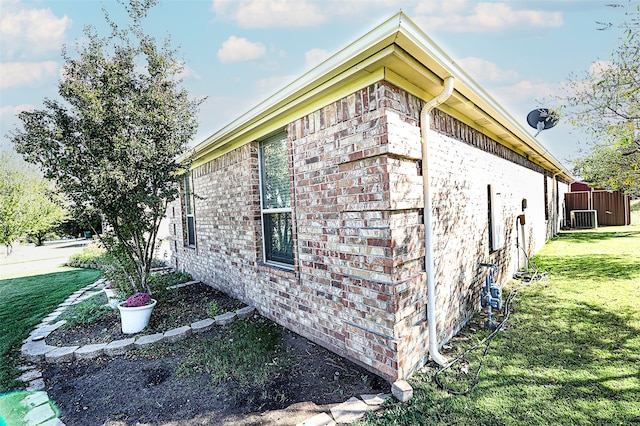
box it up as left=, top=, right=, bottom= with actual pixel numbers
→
left=258, top=133, right=294, bottom=269
left=184, top=172, right=196, bottom=248
left=488, top=184, right=504, bottom=251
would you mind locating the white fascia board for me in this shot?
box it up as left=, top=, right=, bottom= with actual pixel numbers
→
left=187, top=14, right=403, bottom=163
left=186, top=12, right=572, bottom=180
left=394, top=14, right=571, bottom=178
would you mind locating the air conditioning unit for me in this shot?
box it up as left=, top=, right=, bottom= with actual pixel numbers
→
left=570, top=210, right=598, bottom=229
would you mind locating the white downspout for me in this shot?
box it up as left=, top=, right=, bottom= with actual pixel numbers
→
left=421, top=76, right=454, bottom=367
left=552, top=172, right=560, bottom=236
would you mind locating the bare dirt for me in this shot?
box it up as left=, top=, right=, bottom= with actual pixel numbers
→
left=42, top=282, right=388, bottom=425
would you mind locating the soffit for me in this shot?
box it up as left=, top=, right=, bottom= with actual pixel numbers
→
left=187, top=12, right=572, bottom=181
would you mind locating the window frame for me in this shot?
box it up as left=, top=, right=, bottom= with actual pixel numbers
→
left=488, top=184, right=505, bottom=252
left=258, top=132, right=294, bottom=269
left=183, top=172, right=196, bottom=248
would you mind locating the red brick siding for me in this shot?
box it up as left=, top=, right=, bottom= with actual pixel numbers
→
left=169, top=80, right=569, bottom=381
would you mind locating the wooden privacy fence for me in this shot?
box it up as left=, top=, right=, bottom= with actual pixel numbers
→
left=565, top=190, right=631, bottom=226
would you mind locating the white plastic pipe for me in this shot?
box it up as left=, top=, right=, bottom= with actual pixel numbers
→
left=552, top=171, right=560, bottom=235
left=420, top=77, right=454, bottom=367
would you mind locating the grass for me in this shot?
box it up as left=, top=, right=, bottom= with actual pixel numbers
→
left=176, top=315, right=291, bottom=387
left=0, top=268, right=102, bottom=393
left=360, top=222, right=640, bottom=426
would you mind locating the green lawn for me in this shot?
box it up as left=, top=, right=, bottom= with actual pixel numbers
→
left=0, top=268, right=102, bottom=393
left=361, top=224, right=640, bottom=426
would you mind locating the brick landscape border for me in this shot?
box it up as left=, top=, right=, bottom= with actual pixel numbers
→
left=20, top=278, right=255, bottom=365
left=16, top=278, right=406, bottom=426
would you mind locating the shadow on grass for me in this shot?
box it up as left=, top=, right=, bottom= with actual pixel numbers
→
left=376, top=287, right=640, bottom=426
left=555, top=230, right=640, bottom=244
left=474, top=295, right=640, bottom=425
left=52, top=242, right=89, bottom=249
left=535, top=254, right=640, bottom=281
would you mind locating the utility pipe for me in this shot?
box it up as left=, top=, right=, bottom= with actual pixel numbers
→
left=552, top=171, right=560, bottom=235
left=420, top=76, right=454, bottom=367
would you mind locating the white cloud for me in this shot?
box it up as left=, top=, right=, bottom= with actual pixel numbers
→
left=456, top=57, right=519, bottom=83
left=0, top=61, right=59, bottom=89
left=414, top=1, right=563, bottom=33
left=304, top=48, right=330, bottom=70
left=217, top=36, right=266, bottom=63
left=0, top=103, right=34, bottom=118
left=212, top=0, right=326, bottom=28
left=212, top=0, right=411, bottom=28
left=175, top=63, right=202, bottom=81
left=0, top=2, right=71, bottom=60
left=589, top=60, right=613, bottom=76
left=256, top=74, right=296, bottom=93
left=493, top=80, right=559, bottom=107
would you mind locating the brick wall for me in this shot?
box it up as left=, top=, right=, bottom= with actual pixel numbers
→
left=168, top=80, right=569, bottom=382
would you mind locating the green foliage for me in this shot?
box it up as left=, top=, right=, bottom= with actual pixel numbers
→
left=561, top=4, right=639, bottom=196
left=23, top=179, right=68, bottom=246
left=0, top=151, right=67, bottom=253
left=66, top=245, right=189, bottom=300
left=206, top=300, right=222, bottom=318
left=60, top=292, right=111, bottom=327
left=57, top=209, right=103, bottom=239
left=574, top=144, right=640, bottom=197
left=0, top=269, right=102, bottom=392
left=66, top=244, right=111, bottom=268
left=11, top=0, right=202, bottom=293
left=146, top=271, right=191, bottom=303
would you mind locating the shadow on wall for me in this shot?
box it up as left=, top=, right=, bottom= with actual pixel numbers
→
left=432, top=178, right=493, bottom=340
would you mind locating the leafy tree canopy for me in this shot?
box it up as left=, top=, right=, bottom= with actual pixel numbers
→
left=11, top=0, right=202, bottom=292
left=561, top=2, right=639, bottom=196
left=0, top=151, right=67, bottom=253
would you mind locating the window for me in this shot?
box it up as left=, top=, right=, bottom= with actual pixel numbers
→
left=183, top=172, right=196, bottom=247
left=543, top=173, right=549, bottom=221
left=259, top=133, right=294, bottom=266
left=488, top=184, right=504, bottom=251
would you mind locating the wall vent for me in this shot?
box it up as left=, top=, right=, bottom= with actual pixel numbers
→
left=570, top=210, right=598, bottom=229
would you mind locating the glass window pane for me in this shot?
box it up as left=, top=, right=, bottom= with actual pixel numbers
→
left=187, top=216, right=195, bottom=247
left=264, top=212, right=293, bottom=265
left=260, top=135, right=291, bottom=209
left=185, top=175, right=193, bottom=214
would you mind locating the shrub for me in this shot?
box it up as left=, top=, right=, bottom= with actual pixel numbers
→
left=146, top=271, right=192, bottom=303
left=66, top=244, right=112, bottom=269
left=61, top=292, right=112, bottom=327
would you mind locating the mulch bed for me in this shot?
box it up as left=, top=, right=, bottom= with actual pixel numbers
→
left=47, top=282, right=244, bottom=347
left=41, top=282, right=388, bottom=425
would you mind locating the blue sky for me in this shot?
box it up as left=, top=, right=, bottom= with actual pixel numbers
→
left=0, top=0, right=632, bottom=170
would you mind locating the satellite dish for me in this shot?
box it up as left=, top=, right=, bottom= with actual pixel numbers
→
left=527, top=108, right=559, bottom=136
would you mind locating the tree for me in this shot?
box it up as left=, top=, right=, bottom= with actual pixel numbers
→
left=57, top=210, right=103, bottom=239
left=0, top=151, right=27, bottom=255
left=12, top=0, right=201, bottom=293
left=23, top=178, right=69, bottom=246
left=561, top=2, right=639, bottom=196
left=0, top=151, right=67, bottom=253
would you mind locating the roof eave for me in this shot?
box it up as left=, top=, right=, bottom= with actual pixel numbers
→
left=185, top=12, right=573, bottom=181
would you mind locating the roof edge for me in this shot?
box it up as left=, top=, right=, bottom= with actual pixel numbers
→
left=185, top=12, right=573, bottom=181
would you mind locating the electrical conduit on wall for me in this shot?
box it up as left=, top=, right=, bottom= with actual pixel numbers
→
left=420, top=76, right=455, bottom=367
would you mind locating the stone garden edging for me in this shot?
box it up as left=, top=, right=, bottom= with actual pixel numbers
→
left=16, top=278, right=402, bottom=425
left=20, top=278, right=255, bottom=365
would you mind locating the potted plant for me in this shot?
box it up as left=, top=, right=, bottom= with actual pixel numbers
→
left=117, top=292, right=157, bottom=334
